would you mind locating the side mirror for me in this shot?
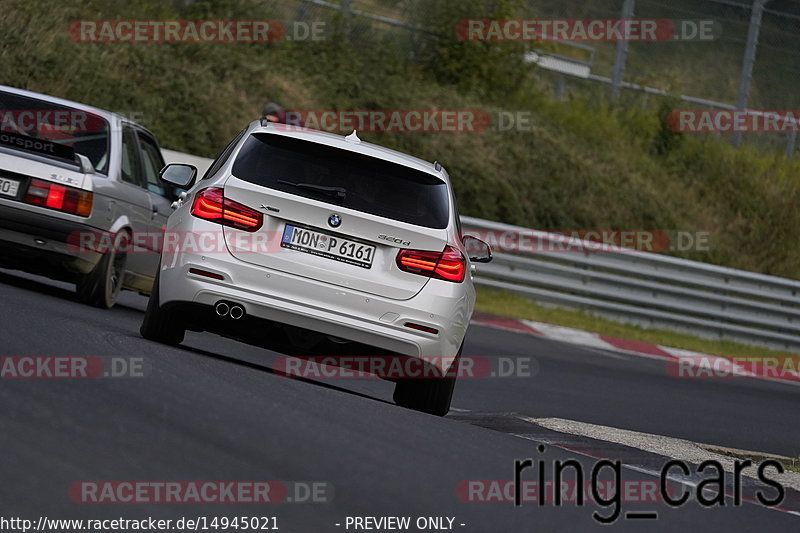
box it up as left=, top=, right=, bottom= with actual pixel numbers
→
left=75, top=153, right=95, bottom=174
left=463, top=235, right=493, bottom=263
left=160, top=163, right=197, bottom=189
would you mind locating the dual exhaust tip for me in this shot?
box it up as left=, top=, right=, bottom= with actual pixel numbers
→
left=215, top=301, right=245, bottom=320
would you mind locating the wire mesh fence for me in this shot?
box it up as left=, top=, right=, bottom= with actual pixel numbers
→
left=254, top=0, right=799, bottom=156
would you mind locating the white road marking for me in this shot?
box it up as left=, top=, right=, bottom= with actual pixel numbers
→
left=523, top=417, right=800, bottom=492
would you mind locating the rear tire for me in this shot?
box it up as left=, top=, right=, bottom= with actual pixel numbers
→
left=393, top=343, right=462, bottom=416
left=139, top=270, right=185, bottom=345
left=76, top=231, right=129, bottom=309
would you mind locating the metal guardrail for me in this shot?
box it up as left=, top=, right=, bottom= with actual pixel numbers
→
left=460, top=216, right=800, bottom=352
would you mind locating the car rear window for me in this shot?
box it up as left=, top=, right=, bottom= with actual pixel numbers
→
left=231, top=133, right=450, bottom=229
left=0, top=90, right=110, bottom=174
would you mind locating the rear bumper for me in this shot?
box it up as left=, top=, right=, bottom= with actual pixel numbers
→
left=0, top=203, right=102, bottom=277
left=158, top=247, right=474, bottom=362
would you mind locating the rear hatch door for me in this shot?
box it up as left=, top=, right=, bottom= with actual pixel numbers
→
left=221, top=133, right=451, bottom=300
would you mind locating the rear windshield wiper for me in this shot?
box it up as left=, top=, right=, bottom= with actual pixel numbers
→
left=277, top=179, right=346, bottom=202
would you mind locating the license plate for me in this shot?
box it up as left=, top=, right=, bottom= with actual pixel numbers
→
left=281, top=224, right=376, bottom=269
left=0, top=177, right=20, bottom=198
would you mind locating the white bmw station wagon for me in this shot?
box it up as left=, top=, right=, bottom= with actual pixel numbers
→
left=140, top=120, right=492, bottom=415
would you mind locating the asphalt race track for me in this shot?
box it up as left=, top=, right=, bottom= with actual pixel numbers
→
left=1, top=267, right=799, bottom=531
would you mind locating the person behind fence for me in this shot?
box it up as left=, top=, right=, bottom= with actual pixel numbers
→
left=261, top=101, right=304, bottom=127
left=261, top=102, right=285, bottom=123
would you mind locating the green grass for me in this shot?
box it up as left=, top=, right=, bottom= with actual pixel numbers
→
left=1, top=0, right=799, bottom=281
left=475, top=286, right=800, bottom=361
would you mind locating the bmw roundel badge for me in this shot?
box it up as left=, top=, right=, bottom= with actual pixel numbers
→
left=328, top=213, right=342, bottom=228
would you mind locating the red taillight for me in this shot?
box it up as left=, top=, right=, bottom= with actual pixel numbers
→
left=188, top=268, right=225, bottom=280
left=190, top=188, right=263, bottom=232
left=404, top=322, right=439, bottom=334
left=396, top=245, right=466, bottom=283
left=25, top=179, right=93, bottom=217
